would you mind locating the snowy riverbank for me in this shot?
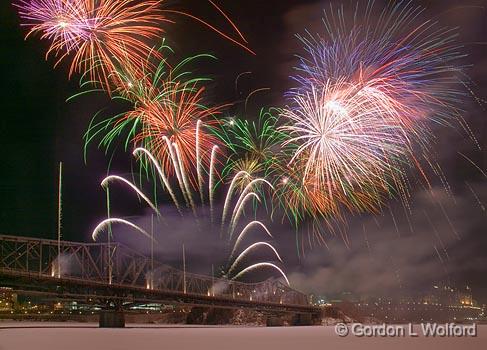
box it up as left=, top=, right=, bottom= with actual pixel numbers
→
left=0, top=322, right=486, bottom=350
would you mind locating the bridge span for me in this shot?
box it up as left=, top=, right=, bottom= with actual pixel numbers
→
left=0, top=234, right=320, bottom=325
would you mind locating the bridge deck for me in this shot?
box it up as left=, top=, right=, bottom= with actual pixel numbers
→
left=0, top=234, right=319, bottom=314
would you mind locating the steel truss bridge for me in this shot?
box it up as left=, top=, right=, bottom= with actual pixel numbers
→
left=0, top=234, right=318, bottom=317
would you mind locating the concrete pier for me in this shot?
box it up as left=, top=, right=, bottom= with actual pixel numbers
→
left=99, top=310, right=125, bottom=328
left=291, top=313, right=312, bottom=326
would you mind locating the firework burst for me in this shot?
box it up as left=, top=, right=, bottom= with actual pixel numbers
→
left=84, top=51, right=224, bottom=192
left=16, top=0, right=167, bottom=91
left=131, top=81, right=223, bottom=188
left=214, top=110, right=287, bottom=192
left=281, top=1, right=468, bottom=220
left=281, top=82, right=409, bottom=208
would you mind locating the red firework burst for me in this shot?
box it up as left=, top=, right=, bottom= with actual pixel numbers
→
left=16, top=0, right=168, bottom=91
left=129, top=81, right=224, bottom=188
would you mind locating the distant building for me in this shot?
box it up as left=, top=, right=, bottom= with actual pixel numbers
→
left=331, top=284, right=482, bottom=323
left=0, top=287, right=17, bottom=312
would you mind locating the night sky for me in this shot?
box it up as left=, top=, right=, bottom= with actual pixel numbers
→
left=1, top=1, right=486, bottom=302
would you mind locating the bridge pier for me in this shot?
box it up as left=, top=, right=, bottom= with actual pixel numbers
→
left=99, top=310, right=125, bottom=328
left=291, top=312, right=313, bottom=326
left=266, top=316, right=285, bottom=327
left=186, top=307, right=207, bottom=324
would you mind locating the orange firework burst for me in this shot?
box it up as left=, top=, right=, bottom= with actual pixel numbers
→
left=273, top=157, right=341, bottom=223
left=272, top=143, right=391, bottom=227
left=16, top=0, right=168, bottom=91
left=129, top=80, right=224, bottom=188
left=83, top=49, right=226, bottom=194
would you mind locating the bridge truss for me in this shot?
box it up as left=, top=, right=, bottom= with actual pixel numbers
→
left=0, top=234, right=313, bottom=313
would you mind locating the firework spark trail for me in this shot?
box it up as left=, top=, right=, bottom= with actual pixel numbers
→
left=229, top=192, right=261, bottom=239
left=427, top=189, right=461, bottom=240
left=438, top=201, right=460, bottom=240
left=433, top=245, right=445, bottom=265
left=310, top=221, right=329, bottom=249
left=230, top=221, right=273, bottom=260
left=433, top=162, right=455, bottom=203
left=235, top=71, right=252, bottom=93
left=162, top=136, right=188, bottom=205
left=132, top=147, right=182, bottom=213
left=459, top=152, right=487, bottom=179
left=466, top=182, right=486, bottom=213
left=16, top=0, right=167, bottom=91
left=232, top=262, right=290, bottom=286
left=424, top=210, right=450, bottom=261
left=245, top=87, right=270, bottom=111
left=101, top=175, right=160, bottom=216
left=221, top=171, right=250, bottom=232
left=389, top=206, right=400, bottom=237
left=162, top=9, right=254, bottom=55
left=196, top=120, right=204, bottom=204
left=173, top=142, right=197, bottom=216
left=228, top=178, right=274, bottom=236
left=209, top=145, right=219, bottom=222
left=227, top=242, right=283, bottom=276
left=92, top=218, right=155, bottom=243
left=230, top=178, right=274, bottom=224
left=207, top=0, right=248, bottom=44
left=362, top=224, right=371, bottom=257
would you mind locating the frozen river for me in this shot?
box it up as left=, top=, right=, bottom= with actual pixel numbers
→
left=0, top=323, right=486, bottom=350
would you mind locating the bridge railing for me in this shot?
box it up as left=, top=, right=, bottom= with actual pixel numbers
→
left=0, top=234, right=309, bottom=306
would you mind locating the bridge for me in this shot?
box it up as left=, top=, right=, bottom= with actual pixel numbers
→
left=0, top=234, right=320, bottom=326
